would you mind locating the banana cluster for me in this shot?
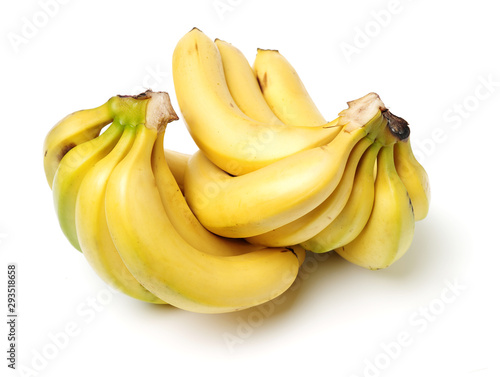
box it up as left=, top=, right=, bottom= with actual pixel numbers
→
left=44, top=91, right=305, bottom=313
left=43, top=28, right=430, bottom=312
left=173, top=28, right=430, bottom=270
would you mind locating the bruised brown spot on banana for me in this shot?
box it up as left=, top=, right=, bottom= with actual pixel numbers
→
left=256, top=72, right=268, bottom=91
left=57, top=142, right=76, bottom=162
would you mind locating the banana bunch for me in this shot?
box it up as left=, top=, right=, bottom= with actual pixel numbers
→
left=44, top=90, right=305, bottom=313
left=173, top=28, right=430, bottom=270
left=44, top=28, right=430, bottom=312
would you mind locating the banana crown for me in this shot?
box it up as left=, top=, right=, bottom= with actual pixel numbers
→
left=338, top=92, right=387, bottom=132
left=110, top=90, right=179, bottom=131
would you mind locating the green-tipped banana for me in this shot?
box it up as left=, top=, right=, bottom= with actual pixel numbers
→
left=50, top=91, right=155, bottom=251
left=52, top=121, right=124, bottom=251
left=246, top=135, right=375, bottom=247
left=394, top=139, right=430, bottom=221
left=43, top=101, right=113, bottom=188
left=302, top=142, right=382, bottom=253
left=75, top=123, right=165, bottom=303
left=336, top=144, right=415, bottom=270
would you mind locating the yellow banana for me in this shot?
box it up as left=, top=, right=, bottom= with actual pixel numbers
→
left=52, top=121, right=124, bottom=251
left=105, top=93, right=304, bottom=313
left=253, top=48, right=326, bottom=127
left=394, top=139, right=430, bottom=221
left=215, top=39, right=284, bottom=125
left=246, top=135, right=376, bottom=247
left=43, top=100, right=113, bottom=188
left=153, top=130, right=299, bottom=257
left=336, top=144, right=415, bottom=270
left=75, top=124, right=165, bottom=304
left=50, top=92, right=155, bottom=252
left=172, top=28, right=340, bottom=175
left=301, top=142, right=382, bottom=253
left=44, top=92, right=167, bottom=189
left=372, top=111, right=429, bottom=219
left=184, top=93, right=387, bottom=238
left=164, top=149, right=190, bottom=193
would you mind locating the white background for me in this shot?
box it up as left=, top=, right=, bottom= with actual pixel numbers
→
left=1, top=0, right=499, bottom=376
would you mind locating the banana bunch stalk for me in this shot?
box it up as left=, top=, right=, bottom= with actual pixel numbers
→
left=44, top=29, right=430, bottom=312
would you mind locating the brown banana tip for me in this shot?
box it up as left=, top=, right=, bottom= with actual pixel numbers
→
left=382, top=110, right=410, bottom=141
left=257, top=47, right=279, bottom=53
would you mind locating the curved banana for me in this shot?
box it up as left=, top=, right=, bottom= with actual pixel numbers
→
left=184, top=93, right=387, bottom=238
left=43, top=100, right=113, bottom=188
left=52, top=121, right=124, bottom=251
left=336, top=144, right=415, bottom=270
left=215, top=39, right=285, bottom=125
left=164, top=148, right=190, bottom=193
left=246, top=135, right=375, bottom=247
left=172, top=28, right=340, bottom=175
left=75, top=124, right=165, bottom=304
left=394, top=139, right=430, bottom=221
left=253, top=48, right=326, bottom=127
left=105, top=94, right=304, bottom=313
left=44, top=92, right=163, bottom=188
left=153, top=130, right=297, bottom=257
left=301, top=142, right=382, bottom=253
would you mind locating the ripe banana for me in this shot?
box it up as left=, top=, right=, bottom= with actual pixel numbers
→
left=215, top=39, right=284, bottom=125
left=184, top=93, right=387, bottom=238
left=44, top=24, right=430, bottom=309
left=172, top=28, right=340, bottom=175
left=164, top=149, right=190, bottom=193
left=253, top=48, right=326, bottom=127
left=301, top=142, right=382, bottom=253
left=50, top=92, right=156, bottom=252
left=75, top=123, right=165, bottom=304
left=43, top=94, right=153, bottom=189
left=153, top=130, right=299, bottom=257
left=246, top=135, right=376, bottom=247
left=43, top=100, right=113, bottom=188
left=52, top=120, right=124, bottom=251
left=336, top=143, right=415, bottom=270
left=374, top=109, right=429, bottom=221
left=105, top=93, right=304, bottom=313
left=394, top=139, right=430, bottom=221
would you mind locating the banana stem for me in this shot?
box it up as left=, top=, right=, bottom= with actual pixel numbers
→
left=338, top=92, right=387, bottom=132
left=382, top=110, right=410, bottom=141
left=145, top=92, right=179, bottom=132
left=108, top=90, right=178, bottom=131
